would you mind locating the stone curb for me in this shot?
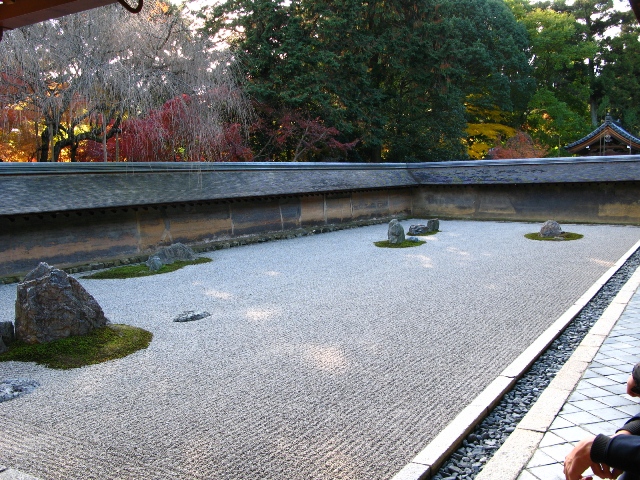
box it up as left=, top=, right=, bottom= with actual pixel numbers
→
left=391, top=238, right=640, bottom=480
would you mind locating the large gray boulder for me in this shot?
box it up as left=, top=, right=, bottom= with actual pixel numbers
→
left=146, top=243, right=197, bottom=271
left=15, top=263, right=110, bottom=344
left=539, top=220, right=563, bottom=238
left=388, top=219, right=405, bottom=244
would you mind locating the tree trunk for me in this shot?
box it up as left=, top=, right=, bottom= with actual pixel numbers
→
left=102, top=113, right=108, bottom=162
left=115, top=132, right=120, bottom=162
left=369, top=145, right=382, bottom=163
left=70, top=141, right=78, bottom=162
left=47, top=124, right=55, bottom=162
left=38, top=128, right=49, bottom=162
left=590, top=97, right=598, bottom=127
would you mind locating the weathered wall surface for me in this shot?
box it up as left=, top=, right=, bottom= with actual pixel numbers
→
left=0, top=189, right=413, bottom=279
left=1, top=157, right=640, bottom=280
left=413, top=182, right=640, bottom=223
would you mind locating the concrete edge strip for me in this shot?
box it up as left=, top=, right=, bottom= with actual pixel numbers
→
left=390, top=239, right=640, bottom=480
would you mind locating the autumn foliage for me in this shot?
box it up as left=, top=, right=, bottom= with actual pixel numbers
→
left=78, top=94, right=252, bottom=162
left=250, top=104, right=358, bottom=162
left=486, top=132, right=548, bottom=159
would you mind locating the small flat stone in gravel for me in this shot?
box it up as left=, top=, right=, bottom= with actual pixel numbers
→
left=0, top=379, right=39, bottom=403
left=173, top=311, right=211, bottom=323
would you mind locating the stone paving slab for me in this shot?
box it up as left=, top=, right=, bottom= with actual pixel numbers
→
left=0, top=466, right=39, bottom=480
left=0, top=221, right=639, bottom=480
left=476, top=265, right=640, bottom=480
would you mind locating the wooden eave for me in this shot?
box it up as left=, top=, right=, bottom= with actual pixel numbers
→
left=566, top=117, right=640, bottom=155
left=0, top=0, right=117, bottom=31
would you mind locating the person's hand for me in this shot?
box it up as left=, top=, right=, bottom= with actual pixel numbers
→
left=564, top=437, right=623, bottom=480
left=565, top=437, right=596, bottom=480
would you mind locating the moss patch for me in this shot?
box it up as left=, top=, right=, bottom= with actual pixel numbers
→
left=83, top=257, right=212, bottom=279
left=374, top=240, right=426, bottom=248
left=525, top=232, right=584, bottom=241
left=0, top=324, right=152, bottom=369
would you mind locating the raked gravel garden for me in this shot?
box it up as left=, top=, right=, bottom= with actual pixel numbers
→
left=0, top=220, right=639, bottom=480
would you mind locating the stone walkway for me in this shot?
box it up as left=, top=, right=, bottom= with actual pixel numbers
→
left=477, top=264, right=640, bottom=480
left=523, top=290, right=640, bottom=479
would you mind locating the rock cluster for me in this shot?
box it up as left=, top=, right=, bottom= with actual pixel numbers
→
left=146, top=243, right=197, bottom=272
left=408, top=219, right=439, bottom=235
left=539, top=220, right=563, bottom=238
left=15, top=263, right=109, bottom=344
left=387, top=219, right=405, bottom=244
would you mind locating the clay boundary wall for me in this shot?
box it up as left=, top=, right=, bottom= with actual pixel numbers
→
left=1, top=156, right=639, bottom=280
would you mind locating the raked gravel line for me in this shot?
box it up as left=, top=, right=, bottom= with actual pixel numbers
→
left=0, top=220, right=639, bottom=480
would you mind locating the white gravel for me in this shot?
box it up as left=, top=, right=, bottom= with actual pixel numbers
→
left=0, top=220, right=639, bottom=480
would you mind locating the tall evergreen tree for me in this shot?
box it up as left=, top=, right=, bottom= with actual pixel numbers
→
left=516, top=6, right=595, bottom=152
left=551, top=0, right=635, bottom=125
left=202, top=0, right=532, bottom=162
left=598, top=24, right=640, bottom=133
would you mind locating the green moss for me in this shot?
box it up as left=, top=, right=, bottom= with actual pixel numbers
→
left=83, top=257, right=212, bottom=279
left=0, top=324, right=152, bottom=369
left=525, top=232, right=584, bottom=241
left=374, top=239, right=426, bottom=248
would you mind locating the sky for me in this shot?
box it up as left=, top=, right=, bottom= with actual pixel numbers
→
left=171, top=0, right=634, bottom=12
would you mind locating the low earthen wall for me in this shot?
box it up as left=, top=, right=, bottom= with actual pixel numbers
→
left=414, top=182, right=640, bottom=224
left=1, top=157, right=639, bottom=280
left=0, top=187, right=413, bottom=280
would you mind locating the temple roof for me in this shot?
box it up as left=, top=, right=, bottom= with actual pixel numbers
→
left=0, top=1, right=140, bottom=40
left=566, top=114, right=640, bottom=156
